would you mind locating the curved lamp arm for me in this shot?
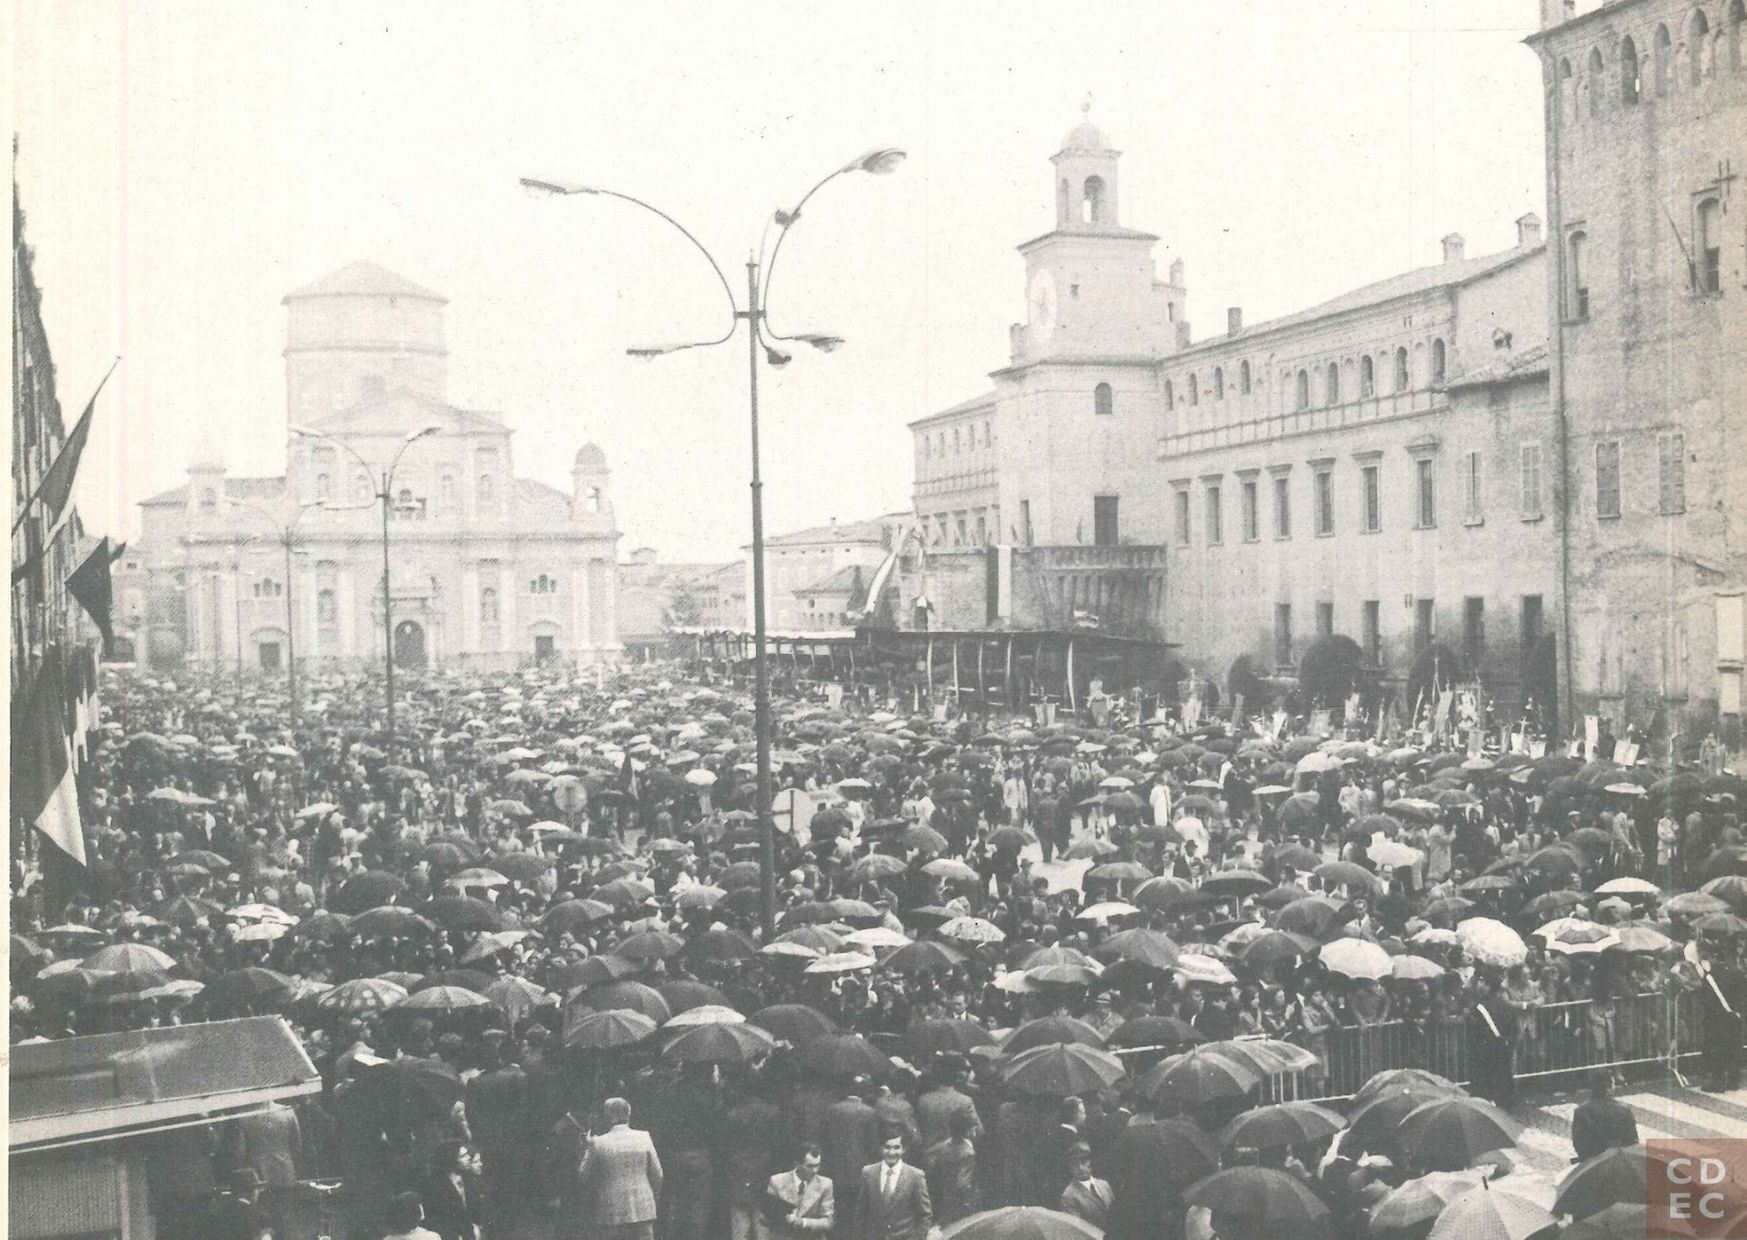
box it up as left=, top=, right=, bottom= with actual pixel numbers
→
left=520, top=178, right=739, bottom=356
left=385, top=425, right=443, bottom=493
left=290, top=425, right=377, bottom=485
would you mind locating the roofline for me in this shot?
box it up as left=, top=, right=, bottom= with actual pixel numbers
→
left=990, top=355, right=1163, bottom=380
left=1017, top=226, right=1159, bottom=253
left=1522, top=0, right=1639, bottom=46
left=10, top=1078, right=322, bottom=1152
left=907, top=393, right=999, bottom=430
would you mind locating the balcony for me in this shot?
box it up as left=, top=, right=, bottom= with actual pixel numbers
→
left=1160, top=387, right=1444, bottom=458
left=1025, top=545, right=1168, bottom=572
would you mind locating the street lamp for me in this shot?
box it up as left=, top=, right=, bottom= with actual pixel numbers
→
left=288, top=422, right=443, bottom=752
left=521, top=146, right=904, bottom=937
left=228, top=498, right=327, bottom=722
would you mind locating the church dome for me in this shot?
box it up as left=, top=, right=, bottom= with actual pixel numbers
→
left=574, top=442, right=608, bottom=471
left=1061, top=103, right=1110, bottom=153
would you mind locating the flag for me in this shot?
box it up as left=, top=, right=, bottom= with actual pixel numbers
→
left=618, top=751, right=640, bottom=800
left=67, top=536, right=117, bottom=647
left=16, top=360, right=115, bottom=534
left=10, top=650, right=88, bottom=867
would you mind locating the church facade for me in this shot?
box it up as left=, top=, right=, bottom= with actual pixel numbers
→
left=129, top=261, right=622, bottom=674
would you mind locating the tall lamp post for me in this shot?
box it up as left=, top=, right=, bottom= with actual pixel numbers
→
left=228, top=498, right=327, bottom=722
left=522, top=147, right=905, bottom=937
left=288, top=424, right=442, bottom=752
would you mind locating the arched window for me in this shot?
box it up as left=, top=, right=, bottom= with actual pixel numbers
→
left=1568, top=230, right=1590, bottom=317
left=1432, top=338, right=1447, bottom=384
left=397, top=487, right=414, bottom=511
left=478, top=474, right=495, bottom=507
left=317, top=589, right=337, bottom=624
left=1622, top=35, right=1641, bottom=102
left=353, top=472, right=372, bottom=503
left=440, top=473, right=456, bottom=508
left=1057, top=178, right=1070, bottom=222
left=1395, top=347, right=1411, bottom=392
left=314, top=474, right=330, bottom=502
left=1082, top=176, right=1106, bottom=225
left=480, top=586, right=499, bottom=623
left=1360, top=354, right=1376, bottom=397
left=1559, top=57, right=1575, bottom=119
left=1295, top=370, right=1310, bottom=410
left=1656, top=23, right=1674, bottom=94
left=586, top=486, right=603, bottom=513
left=1094, top=382, right=1114, bottom=416
left=1588, top=47, right=1606, bottom=115
left=200, top=488, right=218, bottom=511
left=1697, top=197, right=1723, bottom=292
left=1164, top=379, right=1175, bottom=407
left=1691, top=8, right=1712, bottom=84
left=1213, top=367, right=1225, bottom=399
left=1187, top=374, right=1199, bottom=407
left=1325, top=362, right=1341, bottom=406
left=1240, top=361, right=1252, bottom=394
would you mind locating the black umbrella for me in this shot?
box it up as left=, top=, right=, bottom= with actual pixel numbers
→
left=748, top=1004, right=839, bottom=1046
left=797, top=1033, right=891, bottom=1079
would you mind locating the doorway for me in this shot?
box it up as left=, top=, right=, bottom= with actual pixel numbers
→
left=258, top=642, right=281, bottom=672
left=534, top=634, right=557, bottom=664
left=393, top=620, right=427, bottom=669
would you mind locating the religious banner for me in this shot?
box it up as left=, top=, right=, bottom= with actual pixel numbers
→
left=1584, top=715, right=1600, bottom=758
left=772, top=787, right=816, bottom=846
left=1308, top=708, right=1331, bottom=737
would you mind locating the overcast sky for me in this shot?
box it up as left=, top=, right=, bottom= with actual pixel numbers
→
left=12, top=0, right=1546, bottom=562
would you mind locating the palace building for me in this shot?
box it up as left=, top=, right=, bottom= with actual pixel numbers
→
left=128, top=261, right=622, bottom=673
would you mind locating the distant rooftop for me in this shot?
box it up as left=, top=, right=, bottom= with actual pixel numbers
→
left=284, top=259, right=447, bottom=304
left=764, top=513, right=908, bottom=548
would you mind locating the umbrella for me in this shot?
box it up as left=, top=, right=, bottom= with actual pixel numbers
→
left=940, top=917, right=1006, bottom=945
left=882, top=941, right=968, bottom=975
left=663, top=1021, right=777, bottom=1065
left=563, top=1006, right=658, bottom=1050
left=676, top=885, right=728, bottom=912
left=1593, top=877, right=1660, bottom=897
left=845, top=927, right=912, bottom=951
left=359, top=1056, right=463, bottom=1125
left=449, top=867, right=511, bottom=890
left=1184, top=1167, right=1331, bottom=1240
left=664, top=1004, right=745, bottom=1029
left=748, top=1004, right=839, bottom=1046
left=922, top=858, right=981, bottom=884
left=1140, top=1046, right=1263, bottom=1106
left=1003, top=1016, right=1106, bottom=1056
left=656, top=980, right=730, bottom=1014
left=544, top=899, right=616, bottom=935
left=332, top=871, right=409, bottom=914
left=1456, top=918, right=1529, bottom=968
left=851, top=853, right=908, bottom=883
left=1218, top=1101, right=1344, bottom=1151
left=613, top=930, right=687, bottom=962
left=938, top=1207, right=1101, bottom=1239
left=1270, top=896, right=1349, bottom=940
left=1093, top=928, right=1181, bottom=971
left=1201, top=869, right=1273, bottom=899
left=86, top=942, right=175, bottom=972
left=316, top=978, right=407, bottom=1012
left=1107, top=1015, right=1204, bottom=1050
left=1175, top=953, right=1238, bottom=987
left=1667, top=892, right=1732, bottom=918
left=352, top=906, right=436, bottom=938
left=1238, top=930, right=1317, bottom=968
left=1391, top=953, right=1447, bottom=981
left=203, top=967, right=296, bottom=1011
left=1318, top=938, right=1393, bottom=980
left=774, top=926, right=845, bottom=953
left=1555, top=1144, right=1676, bottom=1221
left=1563, top=1204, right=1697, bottom=1239
left=1398, top=1096, right=1523, bottom=1171
left=461, top=930, right=534, bottom=963
left=423, top=896, right=505, bottom=934
left=1425, top=1185, right=1554, bottom=1240
left=686, top=926, right=757, bottom=964
left=908, top=1019, right=999, bottom=1055
left=397, top=986, right=493, bottom=1014
left=484, top=853, right=552, bottom=883
left=904, top=824, right=950, bottom=853
left=1701, top=875, right=1747, bottom=912
left=805, top=951, right=878, bottom=975
left=798, top=1033, right=891, bottom=1078
left=482, top=976, right=547, bottom=1021
left=1366, top=1171, right=1484, bottom=1236
left=1000, top=1042, right=1127, bottom=1097
left=572, top=981, right=672, bottom=1023
left=1314, top=860, right=1380, bottom=892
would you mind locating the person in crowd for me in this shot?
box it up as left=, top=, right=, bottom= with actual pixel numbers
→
left=854, top=1130, right=932, bottom=1240
left=764, top=1144, right=834, bottom=1238
left=1058, top=1141, right=1113, bottom=1231
left=1571, top=1071, right=1639, bottom=1163
left=573, top=1098, right=663, bottom=1240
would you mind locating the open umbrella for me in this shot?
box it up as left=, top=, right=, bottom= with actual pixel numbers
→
left=1318, top=938, right=1394, bottom=980
left=563, top=1006, right=658, bottom=1050
left=664, top=1004, right=745, bottom=1029
left=1425, top=1184, right=1554, bottom=1240
left=908, top=1019, right=998, bottom=1056
left=482, top=976, right=547, bottom=1022
left=938, top=1207, right=1101, bottom=1239
left=1107, top=1015, right=1204, bottom=1050
left=1398, top=1096, right=1523, bottom=1171
left=1455, top=918, right=1529, bottom=968
left=748, top=1004, right=839, bottom=1046
left=939, top=917, right=1006, bottom=945
left=1184, top=1167, right=1331, bottom=1240
left=352, top=906, right=436, bottom=938
left=1366, top=1171, right=1484, bottom=1237
left=1002, top=1016, right=1106, bottom=1056
left=656, top=980, right=729, bottom=1014
left=1555, top=1144, right=1675, bottom=1221
left=203, top=967, right=296, bottom=1011
left=397, top=985, right=493, bottom=1014
left=881, top=941, right=968, bottom=976
left=423, top=896, right=505, bottom=934
left=572, top=981, right=672, bottom=1023
left=1217, top=1101, right=1344, bottom=1152
left=798, top=1033, right=891, bottom=1079
left=613, top=930, right=687, bottom=962
left=1093, top=928, right=1181, bottom=971
left=663, top=1020, right=777, bottom=1065
left=1140, top=1046, right=1262, bottom=1106
left=1001, top=1042, right=1126, bottom=1098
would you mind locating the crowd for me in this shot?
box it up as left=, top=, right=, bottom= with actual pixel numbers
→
left=11, top=660, right=1747, bottom=1240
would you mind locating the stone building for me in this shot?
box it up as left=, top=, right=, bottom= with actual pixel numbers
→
left=1529, top=0, right=1746, bottom=749
left=904, top=112, right=1555, bottom=711
left=616, top=549, right=743, bottom=658
left=130, top=261, right=622, bottom=673
left=750, top=514, right=907, bottom=633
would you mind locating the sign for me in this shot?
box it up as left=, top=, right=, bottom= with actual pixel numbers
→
left=1584, top=715, right=1600, bottom=759
left=772, top=787, right=816, bottom=846
left=1308, top=709, right=1331, bottom=737
left=551, top=777, right=588, bottom=815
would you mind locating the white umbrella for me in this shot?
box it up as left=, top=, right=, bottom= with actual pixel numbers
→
left=1319, top=939, right=1393, bottom=980
left=684, top=769, right=718, bottom=787
left=1456, top=918, right=1529, bottom=967
left=845, top=927, right=912, bottom=950
left=665, top=1004, right=745, bottom=1028
left=805, top=951, right=877, bottom=975
left=1075, top=901, right=1141, bottom=923
left=1175, top=953, right=1238, bottom=986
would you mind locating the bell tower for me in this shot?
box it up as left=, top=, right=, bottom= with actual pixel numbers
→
left=1053, top=100, right=1122, bottom=230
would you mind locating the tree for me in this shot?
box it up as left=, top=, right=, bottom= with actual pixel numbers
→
left=663, top=580, right=703, bottom=630
left=1298, top=634, right=1370, bottom=708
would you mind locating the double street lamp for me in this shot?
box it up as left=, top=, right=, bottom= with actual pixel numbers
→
left=522, top=146, right=905, bottom=936
left=289, top=423, right=443, bottom=753
left=227, top=497, right=327, bottom=722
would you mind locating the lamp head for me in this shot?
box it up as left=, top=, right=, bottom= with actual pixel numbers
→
left=795, top=334, right=845, bottom=354
left=847, top=148, right=907, bottom=176
left=288, top=424, right=320, bottom=439
left=764, top=347, right=793, bottom=369
left=520, top=177, right=598, bottom=198
left=406, top=424, right=444, bottom=443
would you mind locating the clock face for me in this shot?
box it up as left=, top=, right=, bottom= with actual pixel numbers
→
left=1028, top=270, right=1058, bottom=346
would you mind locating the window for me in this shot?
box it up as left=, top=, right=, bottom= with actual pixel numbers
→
left=317, top=589, right=337, bottom=624
left=953, top=427, right=961, bottom=452
left=1521, top=595, right=1545, bottom=650
left=1415, top=599, right=1435, bottom=651
left=530, top=574, right=558, bottom=595
left=1205, top=483, right=1223, bottom=545
left=1415, top=458, right=1437, bottom=528
left=1295, top=370, right=1310, bottom=410
left=1696, top=198, right=1723, bottom=293
left=1094, top=383, right=1114, bottom=416
left=586, top=486, right=603, bottom=513
left=1275, top=603, right=1294, bottom=667
left=1595, top=440, right=1622, bottom=518
left=1164, top=379, right=1175, bottom=407
left=440, top=473, right=456, bottom=508
left=1622, top=34, right=1641, bottom=102
left=1273, top=474, right=1292, bottom=538
left=1655, top=23, right=1673, bottom=95
left=1395, top=347, right=1410, bottom=392
left=1690, top=9, right=1711, bottom=86
left=984, top=420, right=992, bottom=445
left=1174, top=489, right=1191, bottom=545
left=1082, top=176, right=1106, bottom=225
left=480, top=586, right=499, bottom=623
left=200, top=488, right=218, bottom=511
left=1360, top=355, right=1375, bottom=397
left=314, top=474, right=330, bottom=502
left=1241, top=478, right=1260, bottom=542
left=1240, top=361, right=1252, bottom=394
left=1326, top=362, right=1340, bottom=406
left=1567, top=229, right=1590, bottom=320
left=1188, top=374, right=1199, bottom=407
left=1520, top=443, right=1544, bottom=518
left=1731, top=0, right=1745, bottom=71
left=1431, top=338, right=1446, bottom=385
left=478, top=474, right=495, bottom=507
left=1362, top=600, right=1382, bottom=665
left=1093, top=496, right=1120, bottom=547
left=354, top=472, right=372, bottom=502
left=956, top=514, right=968, bottom=545
left=1464, top=597, right=1486, bottom=665
left=1019, top=499, right=1032, bottom=545
left=1464, top=450, right=1483, bottom=521
left=1589, top=47, right=1606, bottom=116
left=1362, top=464, right=1382, bottom=532
left=1659, top=432, right=1687, bottom=514
left=1314, top=468, right=1334, bottom=536
left=1213, top=367, right=1225, bottom=399
left=1316, top=601, right=1335, bottom=639
left=975, top=513, right=987, bottom=545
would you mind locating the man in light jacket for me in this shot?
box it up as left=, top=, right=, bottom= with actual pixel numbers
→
left=765, top=1144, right=834, bottom=1238
left=571, top=1097, right=663, bottom=1240
left=855, top=1130, right=932, bottom=1240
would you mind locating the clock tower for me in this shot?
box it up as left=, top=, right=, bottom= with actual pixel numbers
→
left=1011, top=103, right=1183, bottom=366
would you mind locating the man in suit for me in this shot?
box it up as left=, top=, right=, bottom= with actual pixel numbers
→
left=465, top=1044, right=529, bottom=1229
left=1571, top=1073, right=1640, bottom=1163
left=420, top=1139, right=483, bottom=1240
left=572, top=1097, right=664, bottom=1240
left=226, top=1099, right=302, bottom=1239
left=764, top=1144, right=835, bottom=1238
left=825, top=1083, right=881, bottom=1225
left=1058, top=1143, right=1114, bottom=1231
left=917, top=1068, right=982, bottom=1152
left=855, top=1130, right=932, bottom=1240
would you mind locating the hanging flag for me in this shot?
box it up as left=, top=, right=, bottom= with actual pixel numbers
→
left=618, top=751, right=640, bottom=800
left=10, top=650, right=88, bottom=867
left=13, top=359, right=116, bottom=535
left=67, top=537, right=117, bottom=647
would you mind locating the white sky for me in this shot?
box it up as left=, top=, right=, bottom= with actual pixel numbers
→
left=11, top=0, right=1546, bottom=562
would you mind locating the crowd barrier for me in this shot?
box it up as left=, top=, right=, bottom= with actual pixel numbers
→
left=1251, top=990, right=1707, bottom=1101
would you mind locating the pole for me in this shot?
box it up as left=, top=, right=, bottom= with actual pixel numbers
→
left=382, top=478, right=396, bottom=754
left=748, top=258, right=776, bottom=940
left=284, top=533, right=298, bottom=723
left=234, top=545, right=245, bottom=684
